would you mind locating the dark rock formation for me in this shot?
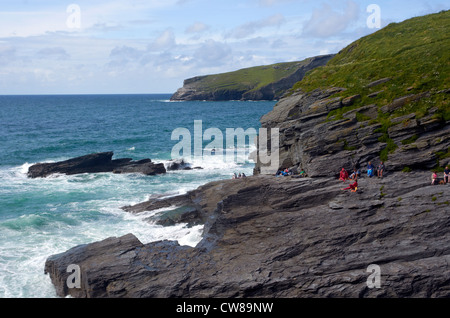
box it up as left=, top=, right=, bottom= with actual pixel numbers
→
left=28, top=152, right=166, bottom=178
left=165, top=159, right=202, bottom=171
left=253, top=87, right=449, bottom=177
left=45, top=171, right=450, bottom=298
left=170, top=55, right=335, bottom=101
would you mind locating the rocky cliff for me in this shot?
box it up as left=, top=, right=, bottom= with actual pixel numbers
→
left=170, top=55, right=334, bottom=101
left=45, top=171, right=450, bottom=298
left=253, top=86, right=449, bottom=177
left=254, top=10, right=450, bottom=176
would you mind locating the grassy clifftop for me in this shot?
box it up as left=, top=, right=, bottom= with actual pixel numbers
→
left=196, top=61, right=304, bottom=92
left=170, top=55, right=334, bottom=101
left=292, top=10, right=450, bottom=121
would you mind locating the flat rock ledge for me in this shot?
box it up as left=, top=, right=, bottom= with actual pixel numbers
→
left=27, top=152, right=166, bottom=178
left=44, top=171, right=450, bottom=298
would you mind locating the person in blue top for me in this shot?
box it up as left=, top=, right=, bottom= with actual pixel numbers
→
left=367, top=161, right=375, bottom=178
left=444, top=166, right=449, bottom=184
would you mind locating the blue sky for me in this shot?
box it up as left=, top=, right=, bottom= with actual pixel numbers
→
left=0, top=0, right=448, bottom=94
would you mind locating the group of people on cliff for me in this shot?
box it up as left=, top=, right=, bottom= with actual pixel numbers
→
left=339, top=161, right=385, bottom=192
left=275, top=168, right=307, bottom=177
left=270, top=160, right=449, bottom=191
left=232, top=172, right=246, bottom=179
left=431, top=166, right=450, bottom=185
left=339, top=162, right=450, bottom=191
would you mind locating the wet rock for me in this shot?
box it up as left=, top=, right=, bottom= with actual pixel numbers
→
left=28, top=152, right=166, bottom=178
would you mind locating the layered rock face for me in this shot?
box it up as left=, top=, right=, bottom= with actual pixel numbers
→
left=28, top=152, right=166, bottom=178
left=45, top=171, right=450, bottom=298
left=170, top=55, right=334, bottom=101
left=254, top=86, right=450, bottom=177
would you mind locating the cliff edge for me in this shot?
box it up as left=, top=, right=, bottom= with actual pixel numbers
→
left=170, top=55, right=334, bottom=101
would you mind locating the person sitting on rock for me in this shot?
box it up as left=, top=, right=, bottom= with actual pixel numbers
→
left=367, top=161, right=375, bottom=178
left=349, top=168, right=360, bottom=180
left=299, top=169, right=307, bottom=177
left=342, top=180, right=358, bottom=191
left=431, top=171, right=438, bottom=185
left=377, top=162, right=385, bottom=178
left=339, top=168, right=349, bottom=181
left=444, top=166, right=449, bottom=184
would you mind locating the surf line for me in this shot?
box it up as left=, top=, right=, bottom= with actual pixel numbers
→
left=171, top=119, right=280, bottom=174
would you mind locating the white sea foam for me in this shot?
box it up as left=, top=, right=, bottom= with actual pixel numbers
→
left=0, top=146, right=255, bottom=298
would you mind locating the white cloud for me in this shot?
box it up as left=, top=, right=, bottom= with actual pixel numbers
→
left=258, top=0, right=295, bottom=7
left=36, top=47, right=70, bottom=60
left=185, top=22, right=210, bottom=34
left=110, top=45, right=143, bottom=60
left=227, top=13, right=286, bottom=39
left=0, top=45, right=17, bottom=65
left=303, top=0, right=360, bottom=38
left=194, top=39, right=232, bottom=66
left=148, top=29, right=176, bottom=51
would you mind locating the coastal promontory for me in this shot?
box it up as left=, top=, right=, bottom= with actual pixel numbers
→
left=170, top=55, right=334, bottom=101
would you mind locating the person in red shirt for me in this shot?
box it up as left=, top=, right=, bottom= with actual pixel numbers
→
left=339, top=168, right=349, bottom=181
left=342, top=180, right=358, bottom=191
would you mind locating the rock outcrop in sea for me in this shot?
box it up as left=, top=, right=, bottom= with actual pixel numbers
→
left=28, top=152, right=166, bottom=178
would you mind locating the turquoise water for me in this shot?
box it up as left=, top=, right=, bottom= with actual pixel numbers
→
left=0, top=94, right=276, bottom=297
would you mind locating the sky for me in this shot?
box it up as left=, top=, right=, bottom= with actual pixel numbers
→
left=0, top=0, right=448, bottom=94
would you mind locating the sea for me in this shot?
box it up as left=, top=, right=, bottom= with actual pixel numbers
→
left=0, top=94, right=276, bottom=298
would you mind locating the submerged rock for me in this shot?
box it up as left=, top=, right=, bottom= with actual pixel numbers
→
left=45, top=171, right=450, bottom=298
left=28, top=152, right=166, bottom=178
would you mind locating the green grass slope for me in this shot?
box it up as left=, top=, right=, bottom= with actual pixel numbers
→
left=292, top=10, right=450, bottom=122
left=194, top=59, right=315, bottom=94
